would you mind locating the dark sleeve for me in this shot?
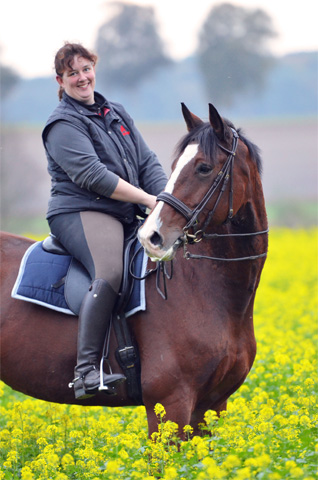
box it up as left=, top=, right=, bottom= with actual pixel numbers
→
left=45, top=120, right=119, bottom=197
left=134, top=127, right=168, bottom=195
left=113, top=103, right=168, bottom=195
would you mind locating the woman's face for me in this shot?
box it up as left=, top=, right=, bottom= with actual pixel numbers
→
left=57, top=55, right=96, bottom=104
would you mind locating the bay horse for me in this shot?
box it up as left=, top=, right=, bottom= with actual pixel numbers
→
left=0, top=103, right=268, bottom=438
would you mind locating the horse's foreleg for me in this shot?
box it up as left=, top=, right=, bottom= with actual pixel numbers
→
left=144, top=390, right=196, bottom=439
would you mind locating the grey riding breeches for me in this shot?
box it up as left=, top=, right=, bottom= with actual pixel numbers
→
left=48, top=211, right=124, bottom=293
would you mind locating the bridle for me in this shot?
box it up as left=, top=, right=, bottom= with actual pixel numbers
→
left=156, top=128, right=268, bottom=262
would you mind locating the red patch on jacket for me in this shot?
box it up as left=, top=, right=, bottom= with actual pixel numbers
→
left=120, top=125, right=130, bottom=136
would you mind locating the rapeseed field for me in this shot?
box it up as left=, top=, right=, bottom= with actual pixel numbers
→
left=0, top=228, right=317, bottom=479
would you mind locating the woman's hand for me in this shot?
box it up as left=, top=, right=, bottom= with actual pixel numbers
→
left=145, top=194, right=157, bottom=211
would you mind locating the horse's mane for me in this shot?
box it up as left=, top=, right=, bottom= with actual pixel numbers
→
left=174, top=119, right=263, bottom=175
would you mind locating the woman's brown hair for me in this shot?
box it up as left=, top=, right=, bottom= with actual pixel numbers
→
left=54, top=43, right=98, bottom=100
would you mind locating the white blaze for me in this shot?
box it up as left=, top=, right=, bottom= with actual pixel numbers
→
left=141, top=144, right=199, bottom=237
left=165, top=143, right=199, bottom=194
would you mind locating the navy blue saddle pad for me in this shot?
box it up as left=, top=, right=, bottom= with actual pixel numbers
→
left=11, top=240, right=148, bottom=317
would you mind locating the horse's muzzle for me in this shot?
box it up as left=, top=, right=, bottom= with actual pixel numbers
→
left=139, top=228, right=182, bottom=262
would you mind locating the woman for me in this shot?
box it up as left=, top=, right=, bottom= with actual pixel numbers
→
left=42, top=43, right=167, bottom=400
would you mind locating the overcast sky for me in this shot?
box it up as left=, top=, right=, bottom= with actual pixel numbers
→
left=1, top=0, right=317, bottom=78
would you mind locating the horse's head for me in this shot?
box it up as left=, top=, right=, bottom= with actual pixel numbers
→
left=139, top=103, right=264, bottom=261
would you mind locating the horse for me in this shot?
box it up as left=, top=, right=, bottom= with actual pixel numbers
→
left=0, top=102, right=268, bottom=438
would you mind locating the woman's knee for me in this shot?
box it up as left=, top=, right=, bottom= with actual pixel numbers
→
left=96, top=261, right=123, bottom=292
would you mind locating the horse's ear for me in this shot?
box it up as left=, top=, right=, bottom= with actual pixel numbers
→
left=209, top=103, right=225, bottom=140
left=181, top=103, right=204, bottom=131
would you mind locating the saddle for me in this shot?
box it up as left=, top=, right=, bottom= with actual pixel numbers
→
left=41, top=234, right=147, bottom=317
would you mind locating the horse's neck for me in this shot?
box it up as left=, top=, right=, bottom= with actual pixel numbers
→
left=193, top=203, right=267, bottom=305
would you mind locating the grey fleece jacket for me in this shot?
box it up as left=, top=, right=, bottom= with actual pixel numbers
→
left=42, top=92, right=168, bottom=223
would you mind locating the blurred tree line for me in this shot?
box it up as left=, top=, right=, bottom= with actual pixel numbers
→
left=1, top=1, right=277, bottom=108
left=95, top=1, right=276, bottom=107
left=0, top=64, right=20, bottom=99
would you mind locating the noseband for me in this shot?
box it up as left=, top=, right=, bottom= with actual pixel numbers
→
left=156, top=128, right=268, bottom=262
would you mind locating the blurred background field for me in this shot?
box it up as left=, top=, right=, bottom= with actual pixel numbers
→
left=1, top=117, right=317, bottom=236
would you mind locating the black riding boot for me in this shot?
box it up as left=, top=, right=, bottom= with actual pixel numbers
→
left=73, top=278, right=126, bottom=400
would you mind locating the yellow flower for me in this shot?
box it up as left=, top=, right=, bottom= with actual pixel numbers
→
left=163, top=466, right=178, bottom=479
left=21, top=467, right=35, bottom=480
left=239, top=385, right=250, bottom=394
left=106, top=459, right=121, bottom=474
left=304, top=378, right=314, bottom=388
left=299, top=414, right=312, bottom=427
left=154, top=403, right=166, bottom=419
left=202, top=457, right=224, bottom=479
left=118, top=448, right=129, bottom=460
left=289, top=466, right=304, bottom=478
left=233, top=466, right=252, bottom=480
left=3, top=450, right=18, bottom=468
left=183, top=424, right=193, bottom=435
left=36, top=437, right=48, bottom=447
left=245, top=453, right=271, bottom=469
left=204, top=409, right=218, bottom=426
left=61, top=453, right=75, bottom=468
left=223, top=454, right=241, bottom=469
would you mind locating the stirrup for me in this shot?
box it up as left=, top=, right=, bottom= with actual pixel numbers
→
left=68, top=366, right=121, bottom=398
left=99, top=354, right=110, bottom=392
left=98, top=355, right=125, bottom=394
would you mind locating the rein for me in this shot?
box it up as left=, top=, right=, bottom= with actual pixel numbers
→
left=182, top=229, right=269, bottom=262
left=129, top=245, right=173, bottom=300
left=156, top=128, right=268, bottom=262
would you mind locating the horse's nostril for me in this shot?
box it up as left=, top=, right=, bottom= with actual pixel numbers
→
left=150, top=231, right=163, bottom=247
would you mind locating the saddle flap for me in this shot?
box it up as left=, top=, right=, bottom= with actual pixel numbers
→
left=64, top=258, right=92, bottom=316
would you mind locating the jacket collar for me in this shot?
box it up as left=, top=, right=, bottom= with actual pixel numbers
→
left=62, top=91, right=119, bottom=119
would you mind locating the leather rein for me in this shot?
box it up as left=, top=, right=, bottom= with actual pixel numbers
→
left=156, top=128, right=268, bottom=262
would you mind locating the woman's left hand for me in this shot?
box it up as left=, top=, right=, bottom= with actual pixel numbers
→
left=145, top=194, right=157, bottom=211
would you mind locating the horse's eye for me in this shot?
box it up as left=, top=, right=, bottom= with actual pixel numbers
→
left=196, top=163, right=213, bottom=176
